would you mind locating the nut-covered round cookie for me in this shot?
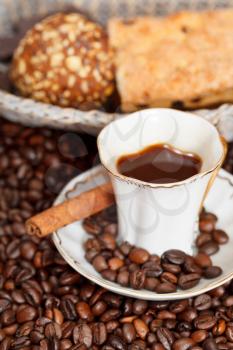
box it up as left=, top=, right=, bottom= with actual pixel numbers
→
left=11, top=13, right=115, bottom=110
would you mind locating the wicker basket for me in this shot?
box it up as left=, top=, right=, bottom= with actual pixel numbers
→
left=1, top=0, right=233, bottom=139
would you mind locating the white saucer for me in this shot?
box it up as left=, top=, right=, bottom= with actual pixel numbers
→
left=52, top=165, right=233, bottom=300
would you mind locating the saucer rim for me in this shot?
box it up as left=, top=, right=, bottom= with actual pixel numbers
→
left=52, top=165, right=233, bottom=300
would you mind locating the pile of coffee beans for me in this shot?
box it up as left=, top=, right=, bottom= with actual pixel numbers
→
left=0, top=116, right=233, bottom=349
left=83, top=207, right=228, bottom=293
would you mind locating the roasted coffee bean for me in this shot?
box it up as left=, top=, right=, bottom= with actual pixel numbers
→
left=117, top=271, right=129, bottom=286
left=133, top=300, right=148, bottom=315
left=128, top=263, right=140, bottom=272
left=194, top=253, right=212, bottom=268
left=60, top=339, right=73, bottom=350
left=84, top=238, right=101, bottom=252
left=147, top=332, right=156, bottom=344
left=211, top=285, right=224, bottom=301
left=79, top=283, right=95, bottom=301
left=129, top=270, right=146, bottom=289
left=16, top=305, right=38, bottom=323
left=199, top=241, right=219, bottom=256
left=161, top=263, right=181, bottom=275
left=144, top=277, right=159, bottom=291
left=100, top=251, right=114, bottom=262
left=108, top=257, right=124, bottom=271
left=99, top=234, right=116, bottom=250
left=142, top=261, right=163, bottom=278
left=0, top=309, right=15, bottom=326
left=92, top=301, right=107, bottom=316
left=149, top=254, right=160, bottom=263
left=100, top=309, right=121, bottom=322
left=150, top=319, right=163, bottom=332
left=53, top=307, right=64, bottom=325
left=194, top=294, right=212, bottom=310
left=30, top=330, right=44, bottom=343
left=133, top=318, right=149, bottom=340
left=121, top=299, right=133, bottom=316
left=156, top=327, right=174, bottom=350
left=61, top=321, right=75, bottom=338
left=129, top=248, right=150, bottom=264
left=155, top=282, right=176, bottom=294
left=226, top=325, right=233, bottom=342
left=194, top=314, right=217, bottom=330
left=173, top=337, right=195, bottom=350
left=178, top=308, right=197, bottom=322
left=129, top=339, right=147, bottom=350
left=176, top=321, right=192, bottom=333
left=60, top=299, right=77, bottom=321
left=108, top=335, right=127, bottom=350
left=213, top=319, right=226, bottom=336
left=203, top=338, right=218, bottom=350
left=44, top=322, right=62, bottom=339
left=104, top=223, right=118, bottom=236
left=82, top=218, right=102, bottom=236
left=157, top=310, right=176, bottom=320
left=59, top=271, right=80, bottom=286
left=85, top=250, right=99, bottom=267
left=183, top=258, right=202, bottom=274
left=92, top=322, right=107, bottom=345
left=6, top=239, right=20, bottom=259
left=102, top=293, right=122, bottom=308
left=8, top=337, right=30, bottom=349
left=204, top=266, right=222, bottom=279
left=0, top=299, right=10, bottom=313
left=196, top=233, right=212, bottom=247
left=89, top=288, right=106, bottom=306
left=101, top=269, right=117, bottom=282
left=106, top=320, right=120, bottom=333
left=142, top=314, right=153, bottom=325
left=122, top=323, right=136, bottom=343
left=119, top=242, right=132, bottom=256
left=73, top=324, right=92, bottom=347
left=113, top=249, right=125, bottom=260
left=162, top=250, right=186, bottom=265
left=178, top=274, right=201, bottom=290
left=224, top=295, right=233, bottom=307
left=76, top=302, right=93, bottom=321
left=151, top=344, right=166, bottom=350
left=169, top=300, right=189, bottom=314
left=212, top=229, right=229, bottom=244
left=2, top=324, right=17, bottom=336
left=92, top=255, right=108, bottom=272
left=20, top=241, right=37, bottom=260
left=191, top=329, right=208, bottom=343
left=199, top=213, right=217, bottom=233
left=16, top=321, right=34, bottom=337
left=23, top=285, right=42, bottom=306
left=160, top=272, right=178, bottom=285
left=102, top=346, right=115, bottom=350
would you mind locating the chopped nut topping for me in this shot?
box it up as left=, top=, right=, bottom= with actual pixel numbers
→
left=50, top=53, right=64, bottom=67
left=66, top=56, right=82, bottom=72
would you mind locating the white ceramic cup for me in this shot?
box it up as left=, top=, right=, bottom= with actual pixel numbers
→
left=97, top=108, right=226, bottom=255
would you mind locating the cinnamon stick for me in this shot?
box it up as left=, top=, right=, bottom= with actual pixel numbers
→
left=26, top=182, right=115, bottom=237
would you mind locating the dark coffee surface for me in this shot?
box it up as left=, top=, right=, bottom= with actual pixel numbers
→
left=117, top=143, right=202, bottom=184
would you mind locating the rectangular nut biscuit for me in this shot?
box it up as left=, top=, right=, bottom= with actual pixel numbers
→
left=108, top=10, right=233, bottom=112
